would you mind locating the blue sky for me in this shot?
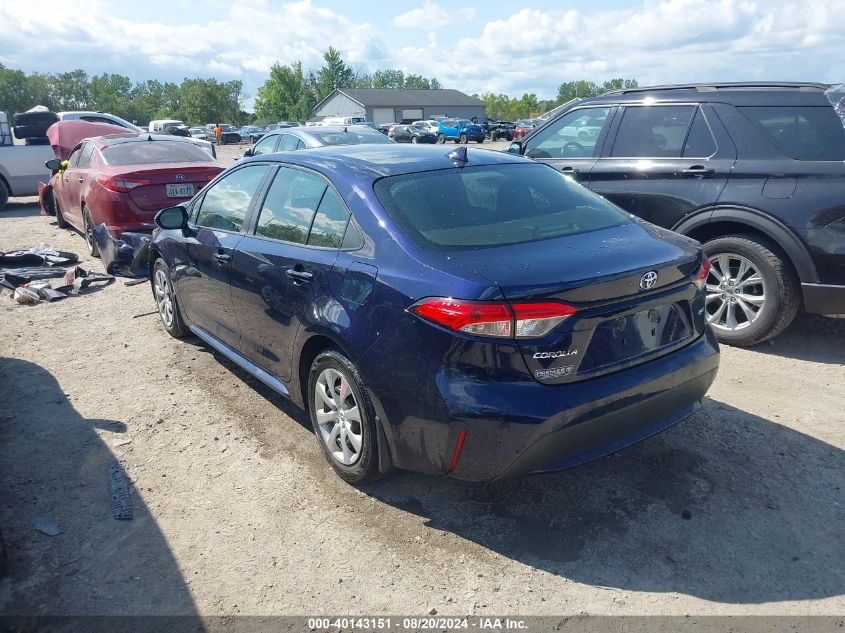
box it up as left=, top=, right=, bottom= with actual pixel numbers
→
left=1, top=0, right=843, bottom=110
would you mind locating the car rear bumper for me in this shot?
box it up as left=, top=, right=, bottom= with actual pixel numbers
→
left=435, top=328, right=720, bottom=481
left=802, top=283, right=845, bottom=315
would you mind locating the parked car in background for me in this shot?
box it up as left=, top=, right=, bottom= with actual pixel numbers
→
left=413, top=120, right=440, bottom=135
left=437, top=119, right=485, bottom=144
left=0, top=110, right=54, bottom=209
left=513, top=119, right=541, bottom=139
left=376, top=123, right=393, bottom=135
left=43, top=132, right=222, bottom=254
left=148, top=144, right=718, bottom=485
left=218, top=125, right=242, bottom=145
left=510, top=81, right=845, bottom=345
left=321, top=116, right=366, bottom=126
left=236, top=124, right=394, bottom=161
left=392, top=124, right=437, bottom=144
left=189, top=127, right=211, bottom=141
left=471, top=116, right=515, bottom=141
left=60, top=111, right=216, bottom=157
left=239, top=126, right=265, bottom=143
left=266, top=122, right=301, bottom=132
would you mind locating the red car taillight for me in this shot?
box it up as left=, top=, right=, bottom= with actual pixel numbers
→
left=694, top=258, right=712, bottom=291
left=98, top=175, right=151, bottom=192
left=408, top=298, right=575, bottom=339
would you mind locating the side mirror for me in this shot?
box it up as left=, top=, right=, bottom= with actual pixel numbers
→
left=155, top=206, right=188, bottom=230
left=243, top=147, right=254, bottom=157
left=508, top=141, right=523, bottom=155
left=45, top=159, right=62, bottom=170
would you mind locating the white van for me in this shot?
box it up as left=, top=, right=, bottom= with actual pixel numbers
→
left=148, top=119, right=187, bottom=133
left=321, top=116, right=366, bottom=126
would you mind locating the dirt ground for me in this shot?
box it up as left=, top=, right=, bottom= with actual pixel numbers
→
left=0, top=144, right=843, bottom=618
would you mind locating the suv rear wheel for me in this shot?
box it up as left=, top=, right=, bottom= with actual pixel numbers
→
left=437, top=133, right=445, bottom=144
left=702, top=235, right=800, bottom=346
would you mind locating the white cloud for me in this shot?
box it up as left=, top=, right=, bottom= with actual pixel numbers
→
left=395, top=0, right=845, bottom=97
left=1, top=0, right=844, bottom=106
left=393, top=2, right=475, bottom=28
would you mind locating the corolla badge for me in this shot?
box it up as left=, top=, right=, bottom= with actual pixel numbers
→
left=174, top=174, right=185, bottom=181
left=640, top=270, right=658, bottom=290
left=533, top=349, right=578, bottom=359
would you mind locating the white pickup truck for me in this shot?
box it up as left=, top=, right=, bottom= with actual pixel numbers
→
left=0, top=111, right=54, bottom=210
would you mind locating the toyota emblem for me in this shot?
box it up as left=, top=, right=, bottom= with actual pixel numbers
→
left=640, top=271, right=658, bottom=290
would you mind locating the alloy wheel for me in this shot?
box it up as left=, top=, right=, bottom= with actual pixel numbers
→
left=153, top=268, right=175, bottom=328
left=705, top=253, right=767, bottom=332
left=314, top=368, right=363, bottom=466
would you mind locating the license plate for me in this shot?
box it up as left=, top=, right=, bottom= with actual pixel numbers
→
left=166, top=183, right=194, bottom=197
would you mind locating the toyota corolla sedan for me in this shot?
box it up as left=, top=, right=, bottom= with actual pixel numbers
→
left=46, top=134, right=223, bottom=256
left=148, top=145, right=719, bottom=484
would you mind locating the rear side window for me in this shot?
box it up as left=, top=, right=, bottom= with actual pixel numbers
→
left=611, top=106, right=695, bottom=157
left=308, top=188, right=350, bottom=248
left=739, top=106, right=845, bottom=161
left=255, top=167, right=327, bottom=244
left=682, top=109, right=717, bottom=157
left=103, top=140, right=211, bottom=165
left=195, top=165, right=268, bottom=233
left=373, top=163, right=629, bottom=250
left=252, top=134, right=277, bottom=155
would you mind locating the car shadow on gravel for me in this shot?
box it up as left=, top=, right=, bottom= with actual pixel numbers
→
left=366, top=398, right=844, bottom=604
left=0, top=357, right=202, bottom=622
left=750, top=314, right=845, bottom=364
left=0, top=201, right=42, bottom=219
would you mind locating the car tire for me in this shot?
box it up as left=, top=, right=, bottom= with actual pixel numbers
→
left=82, top=206, right=99, bottom=257
left=13, top=110, right=58, bottom=127
left=13, top=124, right=51, bottom=139
left=411, top=136, right=418, bottom=144
left=702, top=234, right=800, bottom=346
left=459, top=133, right=467, bottom=144
left=0, top=179, right=8, bottom=211
left=152, top=258, right=188, bottom=338
left=308, top=349, right=381, bottom=485
left=54, top=195, right=69, bottom=228
left=437, top=133, right=445, bottom=144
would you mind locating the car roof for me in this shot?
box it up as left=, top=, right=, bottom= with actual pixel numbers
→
left=576, top=82, right=833, bottom=106
left=241, top=143, right=530, bottom=178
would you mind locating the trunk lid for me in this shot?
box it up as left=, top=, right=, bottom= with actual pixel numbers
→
left=442, top=222, right=706, bottom=384
left=119, top=163, right=223, bottom=211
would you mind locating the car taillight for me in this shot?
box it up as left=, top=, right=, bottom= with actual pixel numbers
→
left=408, top=298, right=575, bottom=339
left=694, top=258, right=711, bottom=291
left=511, top=302, right=577, bottom=338
left=98, top=176, right=151, bottom=192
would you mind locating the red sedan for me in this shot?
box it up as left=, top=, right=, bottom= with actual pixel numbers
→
left=46, top=133, right=222, bottom=256
left=513, top=118, right=541, bottom=140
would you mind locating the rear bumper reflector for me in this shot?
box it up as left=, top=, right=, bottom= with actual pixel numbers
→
left=448, top=429, right=467, bottom=472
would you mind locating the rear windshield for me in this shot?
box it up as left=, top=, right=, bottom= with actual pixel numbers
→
left=309, top=129, right=393, bottom=145
left=373, top=163, right=629, bottom=250
left=103, top=141, right=211, bottom=165
left=739, top=106, right=845, bottom=161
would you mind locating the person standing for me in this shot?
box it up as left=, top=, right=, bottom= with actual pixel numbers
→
left=214, top=123, right=223, bottom=145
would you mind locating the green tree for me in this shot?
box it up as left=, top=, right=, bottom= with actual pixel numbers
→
left=372, top=69, right=404, bottom=89
left=254, top=61, right=316, bottom=123
left=49, top=70, right=90, bottom=110
left=89, top=73, right=132, bottom=116
left=403, top=74, right=431, bottom=89
left=316, top=47, right=354, bottom=100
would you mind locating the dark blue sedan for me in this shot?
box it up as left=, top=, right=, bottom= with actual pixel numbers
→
left=148, top=144, right=719, bottom=484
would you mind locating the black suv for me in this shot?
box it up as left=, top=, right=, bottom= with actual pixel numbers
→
left=472, top=116, right=516, bottom=141
left=510, top=82, right=845, bottom=346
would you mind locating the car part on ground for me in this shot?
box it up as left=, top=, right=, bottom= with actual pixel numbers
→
left=513, top=82, right=845, bottom=345
left=148, top=144, right=719, bottom=484
left=92, top=225, right=152, bottom=278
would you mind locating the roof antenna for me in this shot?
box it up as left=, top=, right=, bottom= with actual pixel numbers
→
left=446, top=146, right=468, bottom=165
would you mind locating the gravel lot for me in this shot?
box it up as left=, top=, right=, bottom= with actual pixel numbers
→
left=0, top=141, right=843, bottom=618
